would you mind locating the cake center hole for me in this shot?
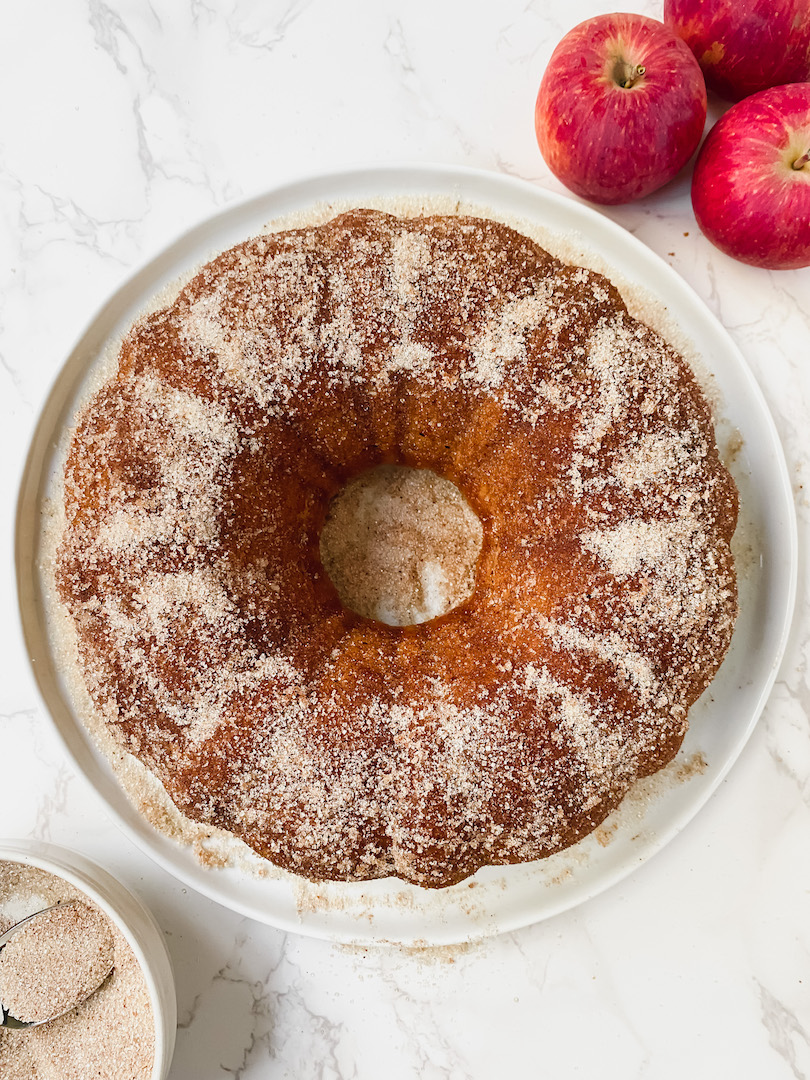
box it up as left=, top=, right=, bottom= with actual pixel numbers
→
left=320, top=465, right=483, bottom=627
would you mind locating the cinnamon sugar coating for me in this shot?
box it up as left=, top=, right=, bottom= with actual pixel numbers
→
left=55, top=210, right=738, bottom=888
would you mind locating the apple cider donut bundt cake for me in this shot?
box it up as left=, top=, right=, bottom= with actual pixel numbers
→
left=54, top=208, right=738, bottom=888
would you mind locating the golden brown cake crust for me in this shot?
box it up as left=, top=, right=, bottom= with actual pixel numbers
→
left=55, top=209, right=738, bottom=888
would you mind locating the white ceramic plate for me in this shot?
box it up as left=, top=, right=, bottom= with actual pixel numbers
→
left=16, top=165, right=797, bottom=946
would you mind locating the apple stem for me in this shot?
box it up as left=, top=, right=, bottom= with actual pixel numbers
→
left=792, top=148, right=810, bottom=171
left=614, top=61, right=646, bottom=89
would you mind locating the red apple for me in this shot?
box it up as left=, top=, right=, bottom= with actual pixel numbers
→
left=691, top=84, right=810, bottom=269
left=535, top=13, right=707, bottom=205
left=664, top=0, right=810, bottom=102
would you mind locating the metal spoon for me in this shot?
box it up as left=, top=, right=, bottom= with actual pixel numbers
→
left=0, top=901, right=114, bottom=1029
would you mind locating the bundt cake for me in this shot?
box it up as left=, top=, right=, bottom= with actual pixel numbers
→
left=53, top=207, right=738, bottom=889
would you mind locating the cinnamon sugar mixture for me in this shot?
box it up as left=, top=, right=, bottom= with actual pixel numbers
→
left=49, top=209, right=738, bottom=889
left=320, top=465, right=483, bottom=625
left=0, top=863, right=155, bottom=1080
left=0, top=900, right=114, bottom=1024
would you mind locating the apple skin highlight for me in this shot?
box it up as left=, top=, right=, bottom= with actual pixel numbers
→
left=665, top=0, right=810, bottom=102
left=535, top=13, right=707, bottom=205
left=691, top=83, right=810, bottom=270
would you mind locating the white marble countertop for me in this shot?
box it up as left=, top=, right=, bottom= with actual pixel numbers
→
left=1, top=1, right=808, bottom=1077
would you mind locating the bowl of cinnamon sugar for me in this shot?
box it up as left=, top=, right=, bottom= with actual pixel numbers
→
left=0, top=840, right=176, bottom=1080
